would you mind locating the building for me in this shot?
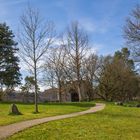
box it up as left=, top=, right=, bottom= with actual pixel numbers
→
left=0, top=80, right=95, bottom=103
left=44, top=80, right=93, bottom=102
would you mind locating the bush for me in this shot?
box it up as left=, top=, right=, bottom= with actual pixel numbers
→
left=0, top=91, right=4, bottom=101
left=115, top=101, right=124, bottom=106
left=136, top=104, right=140, bottom=108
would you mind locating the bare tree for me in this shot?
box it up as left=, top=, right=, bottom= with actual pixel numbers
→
left=91, top=55, right=112, bottom=100
left=83, top=53, right=99, bottom=100
left=19, top=6, right=54, bottom=113
left=65, top=22, right=89, bottom=101
left=43, top=63, right=56, bottom=88
left=44, top=45, right=67, bottom=102
left=124, top=4, right=140, bottom=60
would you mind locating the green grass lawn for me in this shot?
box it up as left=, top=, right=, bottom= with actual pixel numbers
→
left=8, top=102, right=140, bottom=140
left=0, top=102, right=95, bottom=126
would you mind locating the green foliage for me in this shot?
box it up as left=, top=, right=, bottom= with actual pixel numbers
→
left=98, top=48, right=139, bottom=101
left=8, top=103, right=140, bottom=140
left=21, top=76, right=36, bottom=93
left=114, top=47, right=134, bottom=69
left=0, top=23, right=21, bottom=89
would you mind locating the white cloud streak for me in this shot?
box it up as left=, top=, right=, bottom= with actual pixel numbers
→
left=79, top=18, right=111, bottom=34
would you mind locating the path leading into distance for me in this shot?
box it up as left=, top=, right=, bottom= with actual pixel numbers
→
left=0, top=103, right=105, bottom=140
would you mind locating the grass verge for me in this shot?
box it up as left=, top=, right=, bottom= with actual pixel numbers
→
left=8, top=102, right=140, bottom=140
left=0, top=102, right=95, bottom=126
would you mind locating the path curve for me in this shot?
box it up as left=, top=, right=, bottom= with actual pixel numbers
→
left=0, top=103, right=105, bottom=140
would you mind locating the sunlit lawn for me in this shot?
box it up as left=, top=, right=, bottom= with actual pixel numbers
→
left=8, top=102, right=140, bottom=140
left=0, top=102, right=95, bottom=126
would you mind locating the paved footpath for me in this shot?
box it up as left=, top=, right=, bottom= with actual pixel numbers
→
left=0, top=103, right=105, bottom=140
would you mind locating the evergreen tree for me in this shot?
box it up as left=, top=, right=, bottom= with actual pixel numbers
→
left=114, top=48, right=134, bottom=69
left=0, top=23, right=21, bottom=90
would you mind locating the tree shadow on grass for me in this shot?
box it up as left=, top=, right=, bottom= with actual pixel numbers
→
left=46, top=102, right=95, bottom=108
left=0, top=101, right=95, bottom=108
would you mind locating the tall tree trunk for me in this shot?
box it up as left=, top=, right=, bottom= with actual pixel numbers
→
left=58, top=81, right=62, bottom=102
left=20, top=7, right=54, bottom=113
left=0, top=84, right=3, bottom=92
left=34, top=63, right=38, bottom=113
left=77, top=83, right=82, bottom=102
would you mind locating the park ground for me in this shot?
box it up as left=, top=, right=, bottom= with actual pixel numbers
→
left=0, top=102, right=95, bottom=126
left=0, top=101, right=140, bottom=140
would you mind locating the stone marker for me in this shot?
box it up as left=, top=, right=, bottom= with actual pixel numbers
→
left=9, top=104, right=22, bottom=115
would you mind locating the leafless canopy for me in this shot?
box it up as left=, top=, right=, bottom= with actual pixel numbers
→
left=19, top=6, right=55, bottom=72
left=44, top=45, right=67, bottom=101
left=65, top=22, right=89, bottom=101
left=124, top=4, right=140, bottom=58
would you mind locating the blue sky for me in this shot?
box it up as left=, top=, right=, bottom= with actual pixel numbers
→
left=0, top=0, right=139, bottom=55
left=0, top=0, right=140, bottom=88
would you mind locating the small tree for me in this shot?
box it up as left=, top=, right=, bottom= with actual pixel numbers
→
left=44, top=45, right=66, bottom=102
left=19, top=6, right=54, bottom=113
left=83, top=53, right=99, bottom=100
left=21, top=76, right=37, bottom=93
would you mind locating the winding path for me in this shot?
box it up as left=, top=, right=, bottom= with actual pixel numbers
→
left=0, top=103, right=105, bottom=140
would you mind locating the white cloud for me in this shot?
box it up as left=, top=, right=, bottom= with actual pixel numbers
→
left=79, top=18, right=111, bottom=34
left=80, top=19, right=96, bottom=32
left=52, top=38, right=62, bottom=46
left=89, top=42, right=105, bottom=54
left=93, top=43, right=104, bottom=50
